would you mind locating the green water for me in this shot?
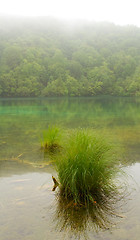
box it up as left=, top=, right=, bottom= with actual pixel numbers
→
left=0, top=96, right=140, bottom=163
left=0, top=97, right=140, bottom=239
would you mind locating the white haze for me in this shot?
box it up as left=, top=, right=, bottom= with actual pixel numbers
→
left=0, top=0, right=140, bottom=27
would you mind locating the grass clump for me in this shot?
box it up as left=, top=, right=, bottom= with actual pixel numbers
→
left=40, top=125, right=62, bottom=152
left=56, top=128, right=122, bottom=206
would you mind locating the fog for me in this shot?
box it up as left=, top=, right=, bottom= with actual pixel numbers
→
left=0, top=0, right=140, bottom=27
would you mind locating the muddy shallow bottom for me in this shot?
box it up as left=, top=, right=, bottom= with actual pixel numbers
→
left=0, top=161, right=140, bottom=240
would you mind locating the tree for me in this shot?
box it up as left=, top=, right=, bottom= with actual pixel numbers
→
left=0, top=17, right=140, bottom=97
left=2, top=46, right=22, bottom=70
left=127, top=66, right=140, bottom=96
left=65, top=75, right=80, bottom=96
left=42, top=78, right=67, bottom=97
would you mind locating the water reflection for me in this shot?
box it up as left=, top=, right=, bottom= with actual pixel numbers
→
left=0, top=96, right=140, bottom=164
left=0, top=160, right=33, bottom=177
left=0, top=159, right=140, bottom=240
left=54, top=189, right=126, bottom=239
left=0, top=159, right=54, bottom=178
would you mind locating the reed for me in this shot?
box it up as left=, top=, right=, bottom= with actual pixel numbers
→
left=56, top=128, right=122, bottom=206
left=40, top=125, right=61, bottom=152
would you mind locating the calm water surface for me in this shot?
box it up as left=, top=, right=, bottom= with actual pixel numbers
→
left=0, top=97, right=140, bottom=239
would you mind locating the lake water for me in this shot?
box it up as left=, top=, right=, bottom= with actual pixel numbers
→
left=0, top=97, right=140, bottom=239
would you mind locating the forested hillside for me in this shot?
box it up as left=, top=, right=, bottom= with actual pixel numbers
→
left=0, top=17, right=140, bottom=97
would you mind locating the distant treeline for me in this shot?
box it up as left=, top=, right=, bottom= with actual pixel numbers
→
left=0, top=17, right=140, bottom=97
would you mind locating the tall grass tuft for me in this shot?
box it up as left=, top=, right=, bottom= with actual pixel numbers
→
left=56, top=128, right=123, bottom=206
left=40, top=125, right=62, bottom=152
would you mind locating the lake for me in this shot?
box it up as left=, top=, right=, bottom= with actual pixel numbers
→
left=0, top=96, right=140, bottom=240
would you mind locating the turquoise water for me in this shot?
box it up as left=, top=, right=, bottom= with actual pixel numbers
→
left=0, top=96, right=140, bottom=163
left=0, top=97, right=140, bottom=239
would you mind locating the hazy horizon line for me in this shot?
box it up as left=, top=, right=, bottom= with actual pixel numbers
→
left=0, top=13, right=139, bottom=28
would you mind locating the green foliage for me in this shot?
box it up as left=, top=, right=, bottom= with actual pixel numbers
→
left=40, top=126, right=62, bottom=152
left=42, top=78, right=68, bottom=97
left=56, top=129, right=122, bottom=205
left=0, top=17, right=140, bottom=97
left=2, top=46, right=22, bottom=70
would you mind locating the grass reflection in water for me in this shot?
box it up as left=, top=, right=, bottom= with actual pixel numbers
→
left=52, top=128, right=127, bottom=239
left=54, top=188, right=126, bottom=239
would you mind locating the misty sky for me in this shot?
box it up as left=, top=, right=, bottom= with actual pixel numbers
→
left=0, top=0, right=140, bottom=27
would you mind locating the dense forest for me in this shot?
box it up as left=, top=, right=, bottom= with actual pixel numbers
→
left=0, top=16, right=140, bottom=97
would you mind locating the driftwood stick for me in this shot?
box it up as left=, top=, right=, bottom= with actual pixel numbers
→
left=52, top=176, right=59, bottom=191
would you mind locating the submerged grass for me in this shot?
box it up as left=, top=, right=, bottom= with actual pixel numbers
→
left=56, top=128, right=123, bottom=206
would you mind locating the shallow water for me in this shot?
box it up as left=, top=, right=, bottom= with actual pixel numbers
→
left=0, top=96, right=140, bottom=163
left=0, top=97, right=140, bottom=239
left=0, top=161, right=140, bottom=240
